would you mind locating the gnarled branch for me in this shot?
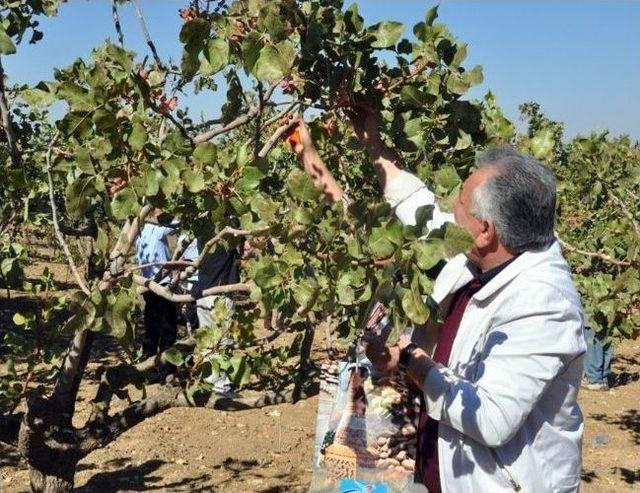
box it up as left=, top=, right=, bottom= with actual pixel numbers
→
left=558, top=237, right=632, bottom=267
left=133, top=274, right=250, bottom=302
left=193, top=106, right=259, bottom=143
left=609, top=191, right=640, bottom=239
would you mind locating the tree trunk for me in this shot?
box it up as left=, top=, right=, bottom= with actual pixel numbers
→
left=28, top=468, right=74, bottom=493
left=18, top=402, right=79, bottom=493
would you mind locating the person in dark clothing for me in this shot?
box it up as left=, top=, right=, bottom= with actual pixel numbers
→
left=187, top=234, right=242, bottom=394
left=135, top=213, right=178, bottom=357
left=142, top=291, right=178, bottom=357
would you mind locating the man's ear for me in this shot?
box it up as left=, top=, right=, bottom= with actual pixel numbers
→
left=475, top=219, right=495, bottom=249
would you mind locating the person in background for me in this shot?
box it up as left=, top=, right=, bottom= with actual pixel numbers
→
left=177, top=235, right=200, bottom=335
left=582, top=325, right=613, bottom=391
left=189, top=229, right=243, bottom=394
left=135, top=209, right=178, bottom=358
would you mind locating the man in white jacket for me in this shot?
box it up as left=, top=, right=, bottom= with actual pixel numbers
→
left=364, top=146, right=586, bottom=492
left=289, top=109, right=586, bottom=492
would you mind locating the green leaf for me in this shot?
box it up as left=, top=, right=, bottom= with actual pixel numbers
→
left=292, top=205, right=313, bottom=226
left=401, top=283, right=429, bottom=324
left=74, top=149, right=96, bottom=176
left=57, top=82, right=93, bottom=112
left=368, top=226, right=395, bottom=258
left=160, top=158, right=182, bottom=196
left=21, top=88, right=55, bottom=106
left=450, top=43, right=467, bottom=68
left=236, top=143, right=251, bottom=167
left=530, top=128, right=555, bottom=160
left=193, top=142, right=217, bottom=165
left=401, top=86, right=429, bottom=108
left=111, top=188, right=138, bottom=220
left=65, top=176, right=96, bottom=219
left=179, top=18, right=210, bottom=45
left=443, top=223, right=473, bottom=257
left=228, top=355, right=251, bottom=387
left=205, top=38, right=229, bottom=74
left=434, top=166, right=461, bottom=191
left=287, top=169, right=320, bottom=202
left=413, top=240, right=447, bottom=271
left=253, top=44, right=292, bottom=84
left=370, top=21, right=405, bottom=49
left=345, top=3, right=364, bottom=32
left=182, top=169, right=205, bottom=193
left=193, top=326, right=221, bottom=351
left=292, top=278, right=319, bottom=312
left=62, top=297, right=97, bottom=333
left=128, top=122, right=147, bottom=151
left=240, top=33, right=262, bottom=73
left=109, top=289, right=135, bottom=338
left=0, top=27, right=16, bottom=55
left=446, top=73, right=470, bottom=95
left=462, top=65, right=483, bottom=86
left=236, top=167, right=264, bottom=192
left=162, top=347, right=185, bottom=367
left=253, top=260, right=280, bottom=289
left=425, top=5, right=439, bottom=26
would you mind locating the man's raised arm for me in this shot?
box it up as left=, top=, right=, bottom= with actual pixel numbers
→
left=286, top=115, right=344, bottom=204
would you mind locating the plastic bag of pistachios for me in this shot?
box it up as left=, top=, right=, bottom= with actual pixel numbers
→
left=308, top=357, right=425, bottom=492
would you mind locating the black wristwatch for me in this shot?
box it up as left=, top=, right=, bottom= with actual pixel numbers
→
left=398, top=343, right=418, bottom=372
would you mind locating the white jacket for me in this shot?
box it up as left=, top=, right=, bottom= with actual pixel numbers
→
left=423, top=242, right=586, bottom=492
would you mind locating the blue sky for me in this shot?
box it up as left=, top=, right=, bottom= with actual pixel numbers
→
left=4, top=0, right=639, bottom=140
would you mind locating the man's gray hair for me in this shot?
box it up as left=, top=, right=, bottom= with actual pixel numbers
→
left=472, top=146, right=556, bottom=254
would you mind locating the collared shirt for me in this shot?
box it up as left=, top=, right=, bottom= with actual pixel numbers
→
left=135, top=223, right=175, bottom=281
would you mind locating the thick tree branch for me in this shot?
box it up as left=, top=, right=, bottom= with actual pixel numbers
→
left=133, top=274, right=250, bottom=302
left=90, top=339, right=197, bottom=420
left=258, top=118, right=298, bottom=158
left=262, top=101, right=299, bottom=129
left=0, top=55, right=20, bottom=166
left=46, top=132, right=91, bottom=296
left=50, top=330, right=96, bottom=426
left=80, top=380, right=318, bottom=456
left=193, top=106, right=259, bottom=143
left=106, top=204, right=152, bottom=280
left=192, top=84, right=278, bottom=143
left=126, top=259, right=195, bottom=273
left=80, top=386, right=180, bottom=456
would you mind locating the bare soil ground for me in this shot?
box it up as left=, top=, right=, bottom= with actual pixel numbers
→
left=1, top=249, right=638, bottom=492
